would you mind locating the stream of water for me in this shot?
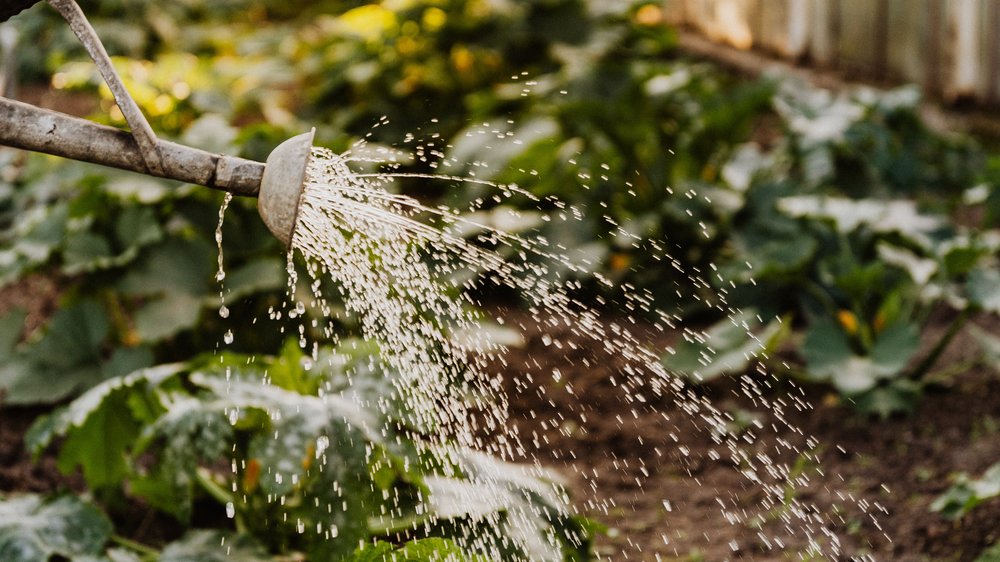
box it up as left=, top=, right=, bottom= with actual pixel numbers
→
left=217, top=131, right=883, bottom=559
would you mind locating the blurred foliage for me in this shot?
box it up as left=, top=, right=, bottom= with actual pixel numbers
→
left=931, top=462, right=1000, bottom=521
left=1, top=0, right=1000, bottom=554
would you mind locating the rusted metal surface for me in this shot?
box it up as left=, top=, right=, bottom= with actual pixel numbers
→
left=0, top=97, right=264, bottom=196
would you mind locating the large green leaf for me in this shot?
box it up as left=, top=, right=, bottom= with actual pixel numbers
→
left=134, top=292, right=203, bottom=342
left=25, top=364, right=184, bottom=490
left=0, top=308, right=26, bottom=361
left=117, top=238, right=213, bottom=297
left=931, top=463, right=1000, bottom=520
left=662, top=310, right=783, bottom=382
left=0, top=495, right=112, bottom=561
left=30, top=300, right=109, bottom=369
left=217, top=257, right=286, bottom=302
left=159, top=530, right=270, bottom=562
left=801, top=319, right=920, bottom=395
left=346, top=538, right=481, bottom=562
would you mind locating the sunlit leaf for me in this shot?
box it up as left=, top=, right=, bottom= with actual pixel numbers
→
left=0, top=495, right=112, bottom=561
left=159, top=530, right=270, bottom=562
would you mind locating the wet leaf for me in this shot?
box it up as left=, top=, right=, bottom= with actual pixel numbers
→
left=663, top=311, right=782, bottom=381
left=0, top=494, right=112, bottom=561
left=346, top=538, right=479, bottom=562
left=159, top=530, right=270, bottom=562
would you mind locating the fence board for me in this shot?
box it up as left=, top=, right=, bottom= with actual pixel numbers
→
left=836, top=0, right=882, bottom=74
left=667, top=0, right=1000, bottom=105
left=886, top=0, right=929, bottom=85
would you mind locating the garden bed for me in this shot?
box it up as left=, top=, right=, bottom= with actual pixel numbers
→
left=3, top=302, right=999, bottom=560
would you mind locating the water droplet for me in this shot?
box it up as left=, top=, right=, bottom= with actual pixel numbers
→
left=223, top=330, right=234, bottom=344
left=226, top=502, right=235, bottom=519
left=218, top=305, right=230, bottom=319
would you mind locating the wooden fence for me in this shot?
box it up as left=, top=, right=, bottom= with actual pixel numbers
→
left=662, top=0, right=1000, bottom=105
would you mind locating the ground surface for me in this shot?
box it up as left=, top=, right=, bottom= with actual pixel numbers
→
left=2, top=285, right=1000, bottom=561
left=485, top=308, right=1000, bottom=562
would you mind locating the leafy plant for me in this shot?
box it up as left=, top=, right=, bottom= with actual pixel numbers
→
left=0, top=494, right=114, bottom=561
left=661, top=309, right=784, bottom=381
left=26, top=342, right=592, bottom=561
left=931, top=462, right=1000, bottom=520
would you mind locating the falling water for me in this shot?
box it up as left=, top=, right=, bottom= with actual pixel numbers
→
left=237, top=134, right=882, bottom=559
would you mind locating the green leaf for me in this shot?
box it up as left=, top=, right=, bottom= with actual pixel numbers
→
left=975, top=540, right=1000, bottom=562
left=62, top=233, right=114, bottom=274
left=968, top=268, right=1000, bottom=313
left=117, top=238, right=212, bottom=297
left=931, top=463, right=1000, bottom=520
left=220, top=257, right=286, bottom=302
left=0, top=494, right=113, bottom=561
left=801, top=320, right=919, bottom=395
left=0, top=361, right=103, bottom=406
left=134, top=292, right=203, bottom=342
left=800, top=319, right=853, bottom=380
left=346, top=538, right=480, bottom=562
left=115, top=206, right=163, bottom=250
left=30, top=300, right=109, bottom=369
left=663, top=311, right=782, bottom=381
left=851, top=380, right=922, bottom=419
left=870, top=322, right=921, bottom=376
left=0, top=308, right=26, bottom=361
left=414, top=450, right=588, bottom=562
left=159, top=530, right=270, bottom=562
left=24, top=364, right=182, bottom=464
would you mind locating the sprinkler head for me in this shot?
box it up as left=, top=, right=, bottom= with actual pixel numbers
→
left=258, top=128, right=315, bottom=247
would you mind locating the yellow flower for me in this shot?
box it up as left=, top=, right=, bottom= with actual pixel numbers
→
left=837, top=310, right=858, bottom=335
left=635, top=4, right=664, bottom=27
left=243, top=459, right=261, bottom=493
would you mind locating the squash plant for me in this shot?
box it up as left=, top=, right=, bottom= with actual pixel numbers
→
left=22, top=340, right=593, bottom=561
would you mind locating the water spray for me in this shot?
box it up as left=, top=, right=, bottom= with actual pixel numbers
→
left=0, top=0, right=312, bottom=246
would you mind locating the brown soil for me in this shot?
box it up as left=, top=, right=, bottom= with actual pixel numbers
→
left=484, top=308, right=1000, bottom=562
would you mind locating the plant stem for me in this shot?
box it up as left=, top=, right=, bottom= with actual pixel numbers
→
left=907, top=309, right=971, bottom=381
left=111, top=534, right=159, bottom=559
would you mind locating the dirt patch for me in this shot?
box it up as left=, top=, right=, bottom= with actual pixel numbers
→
left=484, top=309, right=1000, bottom=561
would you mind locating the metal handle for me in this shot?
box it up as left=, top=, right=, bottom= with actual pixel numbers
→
left=0, top=96, right=264, bottom=195
left=47, top=0, right=164, bottom=175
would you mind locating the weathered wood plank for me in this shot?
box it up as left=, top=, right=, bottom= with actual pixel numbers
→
left=808, top=0, right=837, bottom=66
left=837, top=0, right=882, bottom=74
left=886, top=0, right=929, bottom=85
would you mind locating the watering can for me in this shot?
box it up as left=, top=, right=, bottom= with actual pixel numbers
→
left=0, top=0, right=312, bottom=246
